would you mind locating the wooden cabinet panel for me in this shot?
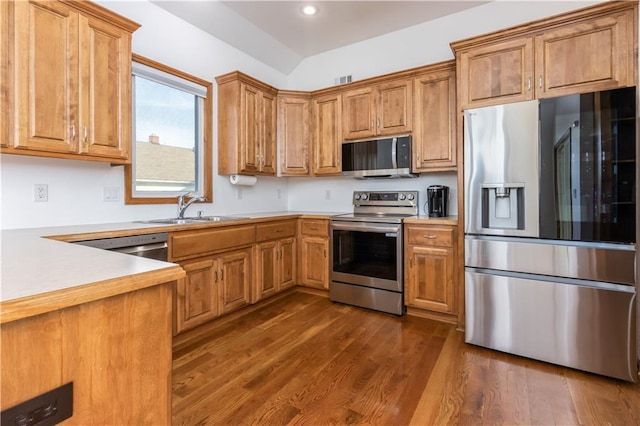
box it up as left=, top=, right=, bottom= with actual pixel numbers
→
left=300, top=218, right=329, bottom=236
left=312, top=93, right=342, bottom=176
left=535, top=9, right=635, bottom=98
left=299, top=236, right=328, bottom=289
left=405, top=224, right=457, bottom=317
left=170, top=225, right=255, bottom=261
left=217, top=72, right=278, bottom=176
left=1, top=0, right=10, bottom=148
left=406, top=245, right=455, bottom=313
left=458, top=37, right=534, bottom=109
left=176, top=258, right=218, bottom=331
left=279, top=237, right=296, bottom=290
left=240, top=83, right=261, bottom=174
left=342, top=80, right=413, bottom=140
left=261, top=90, right=277, bottom=174
left=80, top=15, right=130, bottom=159
left=219, top=248, right=252, bottom=314
left=14, top=0, right=79, bottom=153
left=413, top=67, right=456, bottom=171
left=377, top=80, right=412, bottom=136
left=2, top=284, right=173, bottom=424
left=255, top=241, right=278, bottom=301
left=342, top=87, right=376, bottom=140
left=278, top=94, right=310, bottom=176
left=8, top=0, right=137, bottom=162
left=256, top=220, right=296, bottom=242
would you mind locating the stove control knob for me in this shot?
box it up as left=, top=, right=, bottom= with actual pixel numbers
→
left=407, top=193, right=415, bottom=201
left=399, top=193, right=406, bottom=200
left=361, top=193, right=368, bottom=200
left=354, top=193, right=361, bottom=200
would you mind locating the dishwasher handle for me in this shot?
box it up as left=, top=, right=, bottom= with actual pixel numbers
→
left=113, top=242, right=168, bottom=258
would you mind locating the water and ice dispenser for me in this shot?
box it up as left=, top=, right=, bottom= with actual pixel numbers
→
left=481, top=183, right=525, bottom=230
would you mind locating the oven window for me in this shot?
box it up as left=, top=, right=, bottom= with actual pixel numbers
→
left=332, top=229, right=397, bottom=280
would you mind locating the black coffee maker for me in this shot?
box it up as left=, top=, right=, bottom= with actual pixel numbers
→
left=426, top=185, right=449, bottom=217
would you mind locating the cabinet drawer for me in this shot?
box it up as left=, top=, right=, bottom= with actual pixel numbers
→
left=300, top=219, right=328, bottom=236
left=406, top=226, right=454, bottom=247
left=171, top=225, right=255, bottom=260
left=256, top=220, right=296, bottom=242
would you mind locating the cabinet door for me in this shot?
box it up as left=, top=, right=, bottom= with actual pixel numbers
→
left=377, top=80, right=412, bottom=136
left=300, top=236, right=328, bottom=289
left=176, top=257, right=218, bottom=333
left=260, top=90, right=277, bottom=174
left=279, top=237, right=296, bottom=290
left=458, top=37, right=534, bottom=109
left=1, top=0, right=10, bottom=148
left=406, top=245, right=455, bottom=313
left=13, top=0, right=79, bottom=153
left=413, top=69, right=456, bottom=171
left=255, top=241, right=278, bottom=302
left=278, top=95, right=310, bottom=176
left=342, top=87, right=376, bottom=140
left=219, top=248, right=252, bottom=314
left=240, top=83, right=261, bottom=174
left=535, top=9, right=635, bottom=98
left=312, top=93, right=342, bottom=176
left=79, top=14, right=131, bottom=160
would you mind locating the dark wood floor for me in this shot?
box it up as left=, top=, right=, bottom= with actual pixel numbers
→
left=172, top=290, right=640, bottom=425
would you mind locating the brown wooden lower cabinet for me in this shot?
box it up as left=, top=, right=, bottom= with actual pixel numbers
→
left=298, top=218, right=329, bottom=289
left=175, top=247, right=252, bottom=334
left=404, top=224, right=457, bottom=321
left=1, top=283, right=173, bottom=424
left=253, top=237, right=296, bottom=302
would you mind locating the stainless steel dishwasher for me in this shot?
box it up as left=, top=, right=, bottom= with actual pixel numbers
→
left=73, top=233, right=169, bottom=261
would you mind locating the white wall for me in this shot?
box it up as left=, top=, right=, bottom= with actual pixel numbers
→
left=1, top=0, right=291, bottom=229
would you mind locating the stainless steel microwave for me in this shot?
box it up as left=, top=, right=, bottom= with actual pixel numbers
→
left=341, top=135, right=415, bottom=178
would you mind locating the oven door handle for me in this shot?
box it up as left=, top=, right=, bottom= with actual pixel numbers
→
left=331, top=222, right=401, bottom=234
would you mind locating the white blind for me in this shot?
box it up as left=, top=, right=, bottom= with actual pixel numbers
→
left=132, top=61, right=208, bottom=98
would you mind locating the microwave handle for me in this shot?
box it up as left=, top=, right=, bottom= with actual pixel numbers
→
left=391, top=137, right=398, bottom=169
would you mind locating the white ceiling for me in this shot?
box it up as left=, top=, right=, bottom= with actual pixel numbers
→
left=151, top=1, right=489, bottom=74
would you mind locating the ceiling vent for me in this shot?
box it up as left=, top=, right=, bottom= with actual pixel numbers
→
left=334, top=75, right=352, bottom=85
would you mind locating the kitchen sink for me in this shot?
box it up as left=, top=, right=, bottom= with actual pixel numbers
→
left=138, top=216, right=243, bottom=225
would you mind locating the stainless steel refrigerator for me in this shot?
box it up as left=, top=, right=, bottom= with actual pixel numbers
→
left=463, top=87, right=637, bottom=382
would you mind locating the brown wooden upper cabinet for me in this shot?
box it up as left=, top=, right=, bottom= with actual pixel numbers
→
left=5, top=0, right=138, bottom=162
left=277, top=92, right=311, bottom=176
left=412, top=62, right=457, bottom=172
left=312, top=92, right=342, bottom=176
left=453, top=2, right=637, bottom=110
left=342, top=79, right=413, bottom=140
left=217, top=72, right=278, bottom=175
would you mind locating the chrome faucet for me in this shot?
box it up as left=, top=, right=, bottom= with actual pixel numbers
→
left=177, top=192, right=207, bottom=219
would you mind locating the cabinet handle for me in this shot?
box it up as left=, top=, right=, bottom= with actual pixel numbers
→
left=370, top=120, right=374, bottom=130
left=220, top=269, right=224, bottom=281
left=324, top=248, right=327, bottom=257
left=409, top=257, right=413, bottom=267
left=71, top=124, right=76, bottom=141
left=527, top=77, right=531, bottom=91
left=377, top=118, right=380, bottom=128
left=539, top=74, right=543, bottom=89
left=424, top=235, right=437, bottom=239
left=310, top=227, right=319, bottom=231
left=214, top=270, right=218, bottom=282
left=83, top=126, right=88, bottom=144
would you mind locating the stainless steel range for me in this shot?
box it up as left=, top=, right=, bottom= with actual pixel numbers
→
left=330, top=191, right=418, bottom=315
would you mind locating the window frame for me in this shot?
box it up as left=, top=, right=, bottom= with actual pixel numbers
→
left=125, top=54, right=213, bottom=205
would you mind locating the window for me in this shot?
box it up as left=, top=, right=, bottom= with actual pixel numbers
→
left=125, top=54, right=212, bottom=204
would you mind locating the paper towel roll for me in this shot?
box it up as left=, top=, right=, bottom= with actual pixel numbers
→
left=229, top=174, right=257, bottom=186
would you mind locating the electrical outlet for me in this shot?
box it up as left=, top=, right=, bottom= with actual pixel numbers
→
left=325, top=190, right=331, bottom=200
left=276, top=189, right=282, bottom=199
left=236, top=188, right=243, bottom=200
left=103, top=186, right=119, bottom=202
left=34, top=184, right=48, bottom=202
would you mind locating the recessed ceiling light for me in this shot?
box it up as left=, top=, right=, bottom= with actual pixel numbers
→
left=301, top=5, right=317, bottom=16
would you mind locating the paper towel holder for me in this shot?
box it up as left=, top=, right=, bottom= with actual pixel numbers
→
left=229, top=174, right=258, bottom=187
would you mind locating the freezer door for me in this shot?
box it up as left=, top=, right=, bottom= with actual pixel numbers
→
left=465, top=268, right=637, bottom=382
left=464, top=100, right=540, bottom=237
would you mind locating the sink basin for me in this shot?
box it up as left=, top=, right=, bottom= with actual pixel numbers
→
left=138, top=216, right=242, bottom=225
